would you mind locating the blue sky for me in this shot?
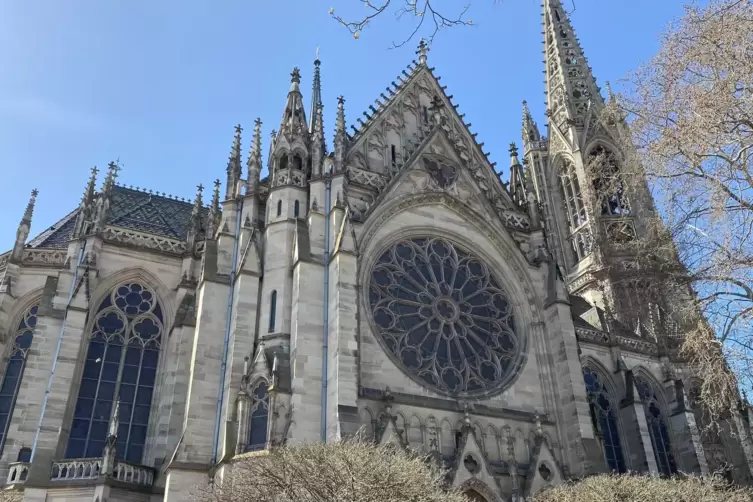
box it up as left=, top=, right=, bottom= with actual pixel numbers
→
left=0, top=0, right=690, bottom=249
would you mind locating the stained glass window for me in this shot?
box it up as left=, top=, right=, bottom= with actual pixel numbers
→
left=635, top=375, right=677, bottom=476
left=583, top=366, right=626, bottom=472
left=0, top=304, right=38, bottom=454
left=247, top=381, right=269, bottom=451
left=66, top=283, right=163, bottom=464
left=368, top=237, right=520, bottom=397
left=559, top=162, right=591, bottom=263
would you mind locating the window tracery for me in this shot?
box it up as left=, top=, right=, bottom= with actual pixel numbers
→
left=634, top=375, right=677, bottom=476
left=582, top=365, right=626, bottom=472
left=248, top=380, right=269, bottom=451
left=588, top=146, right=631, bottom=217
left=559, top=161, right=592, bottom=263
left=66, top=283, right=163, bottom=464
left=367, top=237, right=520, bottom=397
left=0, top=304, right=38, bottom=454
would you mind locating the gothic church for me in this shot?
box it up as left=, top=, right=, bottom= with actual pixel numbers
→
left=1, top=1, right=752, bottom=500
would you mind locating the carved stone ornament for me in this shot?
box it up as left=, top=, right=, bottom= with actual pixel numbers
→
left=422, top=154, right=459, bottom=189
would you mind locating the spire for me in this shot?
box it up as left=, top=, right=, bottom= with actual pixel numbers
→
left=73, top=166, right=99, bottom=239
left=207, top=179, right=221, bottom=238
left=521, top=100, right=542, bottom=153
left=187, top=183, right=204, bottom=249
left=309, top=48, right=322, bottom=132
left=508, top=143, right=526, bottom=207
left=417, top=38, right=429, bottom=66
left=225, top=124, right=243, bottom=199
left=542, top=0, right=602, bottom=133
left=11, top=188, right=38, bottom=261
left=102, top=161, right=120, bottom=193
left=247, top=118, right=263, bottom=193
left=83, top=166, right=98, bottom=206
left=311, top=103, right=326, bottom=177
left=278, top=67, right=309, bottom=137
left=333, top=96, right=347, bottom=172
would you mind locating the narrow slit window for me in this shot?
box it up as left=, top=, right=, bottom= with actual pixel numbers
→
left=268, top=291, right=277, bottom=333
left=294, top=200, right=300, bottom=218
left=390, top=144, right=397, bottom=167
left=276, top=200, right=282, bottom=217
left=422, top=106, right=429, bottom=124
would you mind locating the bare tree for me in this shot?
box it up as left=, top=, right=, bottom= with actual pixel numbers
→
left=532, top=473, right=753, bottom=501
left=190, top=437, right=472, bottom=501
left=329, top=0, right=475, bottom=46
left=600, top=0, right=753, bottom=425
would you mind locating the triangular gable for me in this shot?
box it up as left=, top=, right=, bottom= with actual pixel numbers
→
left=346, top=62, right=518, bottom=215
left=354, top=127, right=530, bottom=237
left=378, top=415, right=407, bottom=448
left=523, top=436, right=564, bottom=498
left=451, top=426, right=502, bottom=501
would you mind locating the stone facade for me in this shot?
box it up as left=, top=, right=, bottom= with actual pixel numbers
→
left=1, top=1, right=752, bottom=501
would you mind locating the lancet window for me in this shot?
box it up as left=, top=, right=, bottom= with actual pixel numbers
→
left=277, top=200, right=282, bottom=217
left=583, top=365, right=626, bottom=472
left=268, top=291, right=277, bottom=332
left=559, top=161, right=591, bottom=263
left=634, top=375, right=677, bottom=476
left=588, top=146, right=630, bottom=216
left=66, top=283, right=163, bottom=464
left=247, top=380, right=269, bottom=451
left=0, top=304, right=39, bottom=454
left=294, top=200, right=300, bottom=218
left=292, top=154, right=303, bottom=171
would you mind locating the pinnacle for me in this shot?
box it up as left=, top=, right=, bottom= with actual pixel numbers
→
left=416, top=38, right=429, bottom=66
left=291, top=67, right=301, bottom=85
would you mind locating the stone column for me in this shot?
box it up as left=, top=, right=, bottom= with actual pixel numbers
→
left=619, top=371, right=658, bottom=474
left=668, top=380, right=708, bottom=475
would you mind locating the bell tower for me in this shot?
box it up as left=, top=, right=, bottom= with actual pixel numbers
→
left=523, top=0, right=663, bottom=334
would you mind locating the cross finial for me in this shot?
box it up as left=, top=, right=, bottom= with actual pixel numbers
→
left=417, top=38, right=429, bottom=65
left=509, top=142, right=518, bottom=156
left=214, top=179, right=221, bottom=189
left=31, top=188, right=39, bottom=198
left=197, top=183, right=204, bottom=192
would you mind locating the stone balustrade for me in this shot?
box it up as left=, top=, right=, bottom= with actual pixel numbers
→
left=49, top=457, right=154, bottom=487
left=6, top=461, right=30, bottom=485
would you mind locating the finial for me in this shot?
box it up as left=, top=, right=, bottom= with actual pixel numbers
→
left=102, top=161, right=120, bottom=191
left=315, top=46, right=320, bottom=63
left=417, top=38, right=429, bottom=65
left=252, top=118, right=262, bottom=156
left=232, top=124, right=242, bottom=158
left=22, top=188, right=39, bottom=225
left=291, top=67, right=301, bottom=84
left=509, top=142, right=519, bottom=157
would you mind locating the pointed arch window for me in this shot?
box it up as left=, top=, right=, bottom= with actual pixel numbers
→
left=635, top=375, right=677, bottom=476
left=582, top=365, right=626, bottom=473
left=276, top=200, right=282, bottom=217
left=294, top=200, right=300, bottom=218
left=588, top=146, right=631, bottom=216
left=247, top=380, right=269, bottom=451
left=66, top=283, right=163, bottom=464
left=268, top=291, right=277, bottom=333
left=279, top=155, right=289, bottom=171
left=559, top=161, right=591, bottom=263
left=292, top=155, right=303, bottom=171
left=0, top=304, right=38, bottom=454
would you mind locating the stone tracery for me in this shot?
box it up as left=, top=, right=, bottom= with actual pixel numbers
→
left=368, top=237, right=520, bottom=397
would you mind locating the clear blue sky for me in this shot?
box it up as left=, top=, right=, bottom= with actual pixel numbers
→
left=0, top=0, right=691, bottom=249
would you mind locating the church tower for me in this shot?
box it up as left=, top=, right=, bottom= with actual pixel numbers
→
left=524, top=0, right=659, bottom=334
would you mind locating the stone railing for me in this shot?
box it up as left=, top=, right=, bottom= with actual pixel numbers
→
left=112, top=460, right=155, bottom=486
left=50, top=457, right=154, bottom=487
left=6, top=461, right=30, bottom=486
left=51, top=458, right=102, bottom=481
left=102, top=226, right=186, bottom=256
left=22, top=248, right=67, bottom=267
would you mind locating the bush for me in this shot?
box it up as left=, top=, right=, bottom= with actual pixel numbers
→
left=192, top=437, right=472, bottom=502
left=532, top=473, right=753, bottom=502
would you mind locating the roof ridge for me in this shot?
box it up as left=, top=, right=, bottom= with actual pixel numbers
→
left=114, top=183, right=200, bottom=205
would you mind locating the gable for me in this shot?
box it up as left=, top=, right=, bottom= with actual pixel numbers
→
left=344, top=63, right=520, bottom=224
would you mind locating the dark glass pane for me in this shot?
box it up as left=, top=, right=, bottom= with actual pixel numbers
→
left=3, top=360, right=23, bottom=381
left=66, top=438, right=85, bottom=459
left=67, top=285, right=162, bottom=462
left=70, top=419, right=90, bottom=439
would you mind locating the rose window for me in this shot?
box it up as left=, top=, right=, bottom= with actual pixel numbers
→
left=368, top=237, right=520, bottom=396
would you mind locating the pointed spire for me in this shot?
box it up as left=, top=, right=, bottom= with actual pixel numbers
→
left=311, top=103, right=326, bottom=177
left=102, top=161, right=120, bottom=193
left=247, top=118, right=263, bottom=193
left=278, top=67, right=309, bottom=138
left=225, top=124, right=243, bottom=199
left=521, top=100, right=543, bottom=153
left=187, top=183, right=204, bottom=249
left=309, top=48, right=323, bottom=132
left=542, top=0, right=602, bottom=132
left=334, top=96, right=347, bottom=172
left=21, top=188, right=39, bottom=227
left=83, top=166, right=98, bottom=205
left=508, top=143, right=526, bottom=207
left=11, top=188, right=38, bottom=261
left=605, top=81, right=615, bottom=102
left=417, top=38, right=429, bottom=66
left=207, top=179, right=221, bottom=238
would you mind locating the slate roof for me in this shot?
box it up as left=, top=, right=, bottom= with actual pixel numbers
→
left=28, top=186, right=211, bottom=249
